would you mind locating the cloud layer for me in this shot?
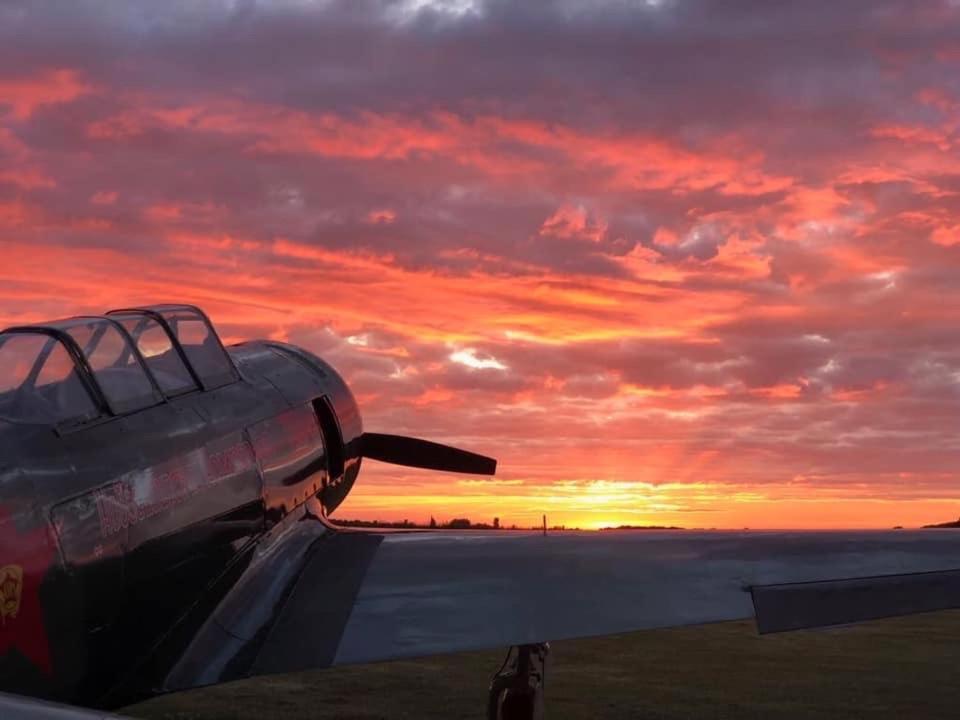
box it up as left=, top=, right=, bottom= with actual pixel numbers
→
left=3, top=0, right=960, bottom=527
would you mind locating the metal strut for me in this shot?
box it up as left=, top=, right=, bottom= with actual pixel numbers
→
left=486, top=643, right=550, bottom=720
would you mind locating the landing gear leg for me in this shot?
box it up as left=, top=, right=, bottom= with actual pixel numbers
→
left=486, top=643, right=550, bottom=720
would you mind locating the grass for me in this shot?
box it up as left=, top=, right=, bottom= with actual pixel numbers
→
left=126, top=610, right=960, bottom=719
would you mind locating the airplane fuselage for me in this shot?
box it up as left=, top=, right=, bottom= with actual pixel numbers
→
left=0, top=338, right=363, bottom=707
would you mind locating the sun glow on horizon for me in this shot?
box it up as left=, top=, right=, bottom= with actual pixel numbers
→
left=4, top=3, right=960, bottom=529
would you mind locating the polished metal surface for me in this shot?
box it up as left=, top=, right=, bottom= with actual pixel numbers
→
left=0, top=692, right=125, bottom=719
left=332, top=529, right=960, bottom=665
left=751, top=567, right=960, bottom=633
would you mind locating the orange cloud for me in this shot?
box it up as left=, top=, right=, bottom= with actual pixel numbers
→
left=0, top=69, right=91, bottom=120
left=85, top=98, right=792, bottom=197
left=539, top=204, right=607, bottom=242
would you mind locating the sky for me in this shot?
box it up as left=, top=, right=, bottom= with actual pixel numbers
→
left=2, top=1, right=960, bottom=529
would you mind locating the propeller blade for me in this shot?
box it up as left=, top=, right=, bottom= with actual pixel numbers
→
left=360, top=433, right=497, bottom=475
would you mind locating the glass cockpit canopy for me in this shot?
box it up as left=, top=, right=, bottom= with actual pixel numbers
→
left=107, top=305, right=238, bottom=390
left=0, top=305, right=237, bottom=426
left=0, top=330, right=100, bottom=425
left=108, top=312, right=198, bottom=396
left=0, top=317, right=161, bottom=425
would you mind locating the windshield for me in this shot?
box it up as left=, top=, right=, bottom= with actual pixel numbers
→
left=61, top=318, right=161, bottom=414
left=0, top=332, right=99, bottom=425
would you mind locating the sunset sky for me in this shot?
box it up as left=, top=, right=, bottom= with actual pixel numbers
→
left=3, top=1, right=960, bottom=528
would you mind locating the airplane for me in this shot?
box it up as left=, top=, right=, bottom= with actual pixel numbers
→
left=2, top=303, right=960, bottom=720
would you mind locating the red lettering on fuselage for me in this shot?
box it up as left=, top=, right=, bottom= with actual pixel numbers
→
left=94, top=438, right=256, bottom=539
left=206, top=442, right=255, bottom=480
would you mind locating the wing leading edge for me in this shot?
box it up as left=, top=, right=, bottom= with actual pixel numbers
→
left=0, top=692, right=123, bottom=719
left=243, top=529, right=960, bottom=676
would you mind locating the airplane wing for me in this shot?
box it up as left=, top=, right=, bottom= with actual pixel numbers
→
left=163, top=526, right=960, bottom=687
left=0, top=692, right=124, bottom=719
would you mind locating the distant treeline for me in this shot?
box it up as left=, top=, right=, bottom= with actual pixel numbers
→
left=334, top=517, right=510, bottom=530
left=599, top=525, right=684, bottom=531
left=332, top=517, right=580, bottom=531
left=333, top=518, right=690, bottom=531
left=924, top=517, right=960, bottom=529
